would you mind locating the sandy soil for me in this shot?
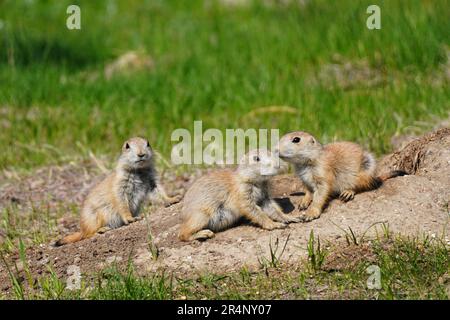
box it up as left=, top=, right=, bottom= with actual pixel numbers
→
left=0, top=129, right=449, bottom=291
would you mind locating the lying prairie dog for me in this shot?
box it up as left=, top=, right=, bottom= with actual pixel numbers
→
left=179, top=149, right=299, bottom=242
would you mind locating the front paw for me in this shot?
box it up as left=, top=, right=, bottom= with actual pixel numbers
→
left=263, top=221, right=288, bottom=230
left=339, top=190, right=355, bottom=202
left=284, top=215, right=303, bottom=224
left=298, top=197, right=312, bottom=210
left=165, top=195, right=182, bottom=207
left=298, top=207, right=321, bottom=222
left=126, top=216, right=141, bottom=224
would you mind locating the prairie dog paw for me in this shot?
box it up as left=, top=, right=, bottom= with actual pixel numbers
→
left=298, top=207, right=321, bottom=222
left=192, top=229, right=215, bottom=241
left=284, top=215, right=302, bottom=223
left=339, top=190, right=355, bottom=202
left=126, top=216, right=141, bottom=224
left=165, top=195, right=182, bottom=207
left=97, top=226, right=111, bottom=234
left=264, top=221, right=288, bottom=230
left=298, top=196, right=312, bottom=210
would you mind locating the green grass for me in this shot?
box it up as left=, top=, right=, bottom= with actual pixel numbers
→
left=0, top=202, right=76, bottom=253
left=2, top=234, right=449, bottom=300
left=0, top=0, right=449, bottom=171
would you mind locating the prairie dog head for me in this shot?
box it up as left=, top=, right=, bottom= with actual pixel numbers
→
left=118, top=137, right=154, bottom=170
left=277, top=131, right=322, bottom=164
left=237, top=149, right=281, bottom=181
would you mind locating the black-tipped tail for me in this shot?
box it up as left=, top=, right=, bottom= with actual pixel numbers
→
left=378, top=170, right=408, bottom=182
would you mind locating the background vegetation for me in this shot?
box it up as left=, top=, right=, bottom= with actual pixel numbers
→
left=0, top=0, right=449, bottom=171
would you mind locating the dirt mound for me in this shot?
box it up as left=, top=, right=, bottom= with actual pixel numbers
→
left=380, top=128, right=450, bottom=175
left=1, top=130, right=449, bottom=291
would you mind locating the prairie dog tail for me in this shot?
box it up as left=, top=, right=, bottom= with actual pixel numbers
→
left=54, top=232, right=83, bottom=246
left=378, top=170, right=408, bottom=182
left=371, top=170, right=407, bottom=189
left=356, top=170, right=407, bottom=192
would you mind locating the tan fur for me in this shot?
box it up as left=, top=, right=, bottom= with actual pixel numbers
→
left=55, top=137, right=180, bottom=246
left=278, top=131, right=405, bottom=221
left=178, top=149, right=299, bottom=242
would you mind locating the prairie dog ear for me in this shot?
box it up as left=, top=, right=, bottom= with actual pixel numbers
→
left=122, top=141, right=131, bottom=152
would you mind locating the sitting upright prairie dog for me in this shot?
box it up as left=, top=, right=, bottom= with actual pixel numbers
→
left=55, top=137, right=180, bottom=246
left=278, top=131, right=406, bottom=222
left=178, top=149, right=299, bottom=242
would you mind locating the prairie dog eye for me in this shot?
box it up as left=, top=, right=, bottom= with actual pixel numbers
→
left=253, top=155, right=260, bottom=162
left=292, top=137, right=301, bottom=143
left=146, top=141, right=150, bottom=148
left=125, top=143, right=130, bottom=149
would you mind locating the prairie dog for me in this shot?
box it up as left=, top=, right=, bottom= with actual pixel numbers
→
left=278, top=131, right=406, bottom=221
left=178, top=149, right=299, bottom=242
left=55, top=137, right=180, bottom=246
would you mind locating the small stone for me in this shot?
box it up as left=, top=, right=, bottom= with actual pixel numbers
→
left=15, top=261, right=24, bottom=272
left=106, top=256, right=122, bottom=264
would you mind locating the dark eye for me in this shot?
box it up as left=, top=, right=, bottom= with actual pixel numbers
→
left=125, top=143, right=130, bottom=149
left=147, top=141, right=150, bottom=147
left=253, top=155, right=260, bottom=162
left=292, top=137, right=301, bottom=143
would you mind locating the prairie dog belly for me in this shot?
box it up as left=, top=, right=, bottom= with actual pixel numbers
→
left=107, top=210, right=126, bottom=229
left=251, top=184, right=266, bottom=206
left=208, top=184, right=266, bottom=232
left=123, top=172, right=155, bottom=217
left=295, top=165, right=316, bottom=192
left=333, top=169, right=358, bottom=193
left=207, top=205, right=240, bottom=232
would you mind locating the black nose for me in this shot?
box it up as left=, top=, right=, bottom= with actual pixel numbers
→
left=138, top=153, right=145, bottom=158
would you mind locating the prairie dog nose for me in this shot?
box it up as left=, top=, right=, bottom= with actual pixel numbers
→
left=137, top=153, right=146, bottom=158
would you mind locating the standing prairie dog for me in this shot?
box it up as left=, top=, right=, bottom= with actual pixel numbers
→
left=178, top=149, right=299, bottom=242
left=278, top=131, right=406, bottom=222
left=55, top=137, right=180, bottom=246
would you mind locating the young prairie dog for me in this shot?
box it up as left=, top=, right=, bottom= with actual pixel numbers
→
left=178, top=149, right=299, bottom=242
left=55, top=137, right=180, bottom=246
left=278, top=131, right=406, bottom=222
